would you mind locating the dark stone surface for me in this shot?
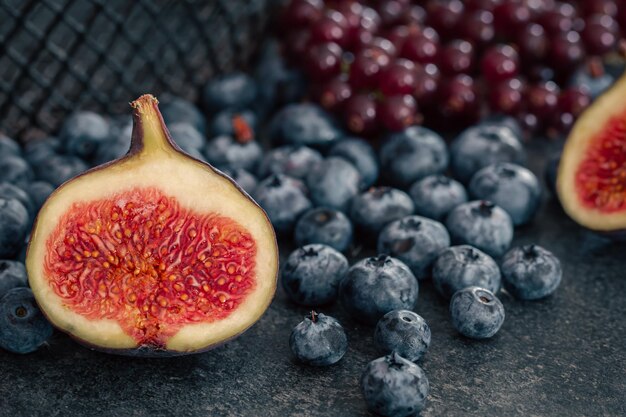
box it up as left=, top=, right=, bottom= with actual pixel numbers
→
left=1, top=143, right=625, bottom=417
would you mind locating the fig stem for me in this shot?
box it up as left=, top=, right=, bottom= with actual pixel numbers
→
left=130, top=94, right=177, bottom=155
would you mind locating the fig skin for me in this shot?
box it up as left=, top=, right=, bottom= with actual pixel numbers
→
left=26, top=94, right=278, bottom=357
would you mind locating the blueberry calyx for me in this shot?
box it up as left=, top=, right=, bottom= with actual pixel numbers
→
left=433, top=175, right=450, bottom=186
left=369, top=187, right=392, bottom=199
left=301, top=246, right=320, bottom=258
left=268, top=175, right=283, bottom=188
left=474, top=201, right=495, bottom=217
left=499, top=166, right=517, bottom=178
left=522, top=244, right=539, bottom=259
left=474, top=288, right=494, bottom=304
left=370, top=255, right=392, bottom=268
left=399, top=218, right=422, bottom=231
left=314, top=210, right=333, bottom=224
left=463, top=247, right=481, bottom=262
left=15, top=306, right=27, bottom=318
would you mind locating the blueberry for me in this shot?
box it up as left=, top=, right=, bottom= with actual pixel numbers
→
left=469, top=163, right=542, bottom=226
left=160, top=97, right=207, bottom=134
left=294, top=207, right=353, bottom=252
left=432, top=245, right=501, bottom=299
left=0, top=287, right=53, bottom=354
left=0, top=182, right=36, bottom=220
left=220, top=168, right=257, bottom=195
left=500, top=245, right=562, bottom=300
left=0, top=135, right=21, bottom=157
left=446, top=201, right=513, bottom=258
left=361, top=352, right=429, bottom=417
left=329, top=137, right=379, bottom=188
left=60, top=111, right=110, bottom=160
left=450, top=124, right=526, bottom=183
left=253, top=174, right=312, bottom=234
left=544, top=152, right=561, bottom=197
left=203, top=72, right=257, bottom=112
left=339, top=255, right=418, bottom=324
left=289, top=311, right=348, bottom=366
left=450, top=287, right=505, bottom=339
left=25, top=181, right=55, bottom=211
left=167, top=122, right=205, bottom=154
left=350, top=187, right=414, bottom=236
left=479, top=114, right=524, bottom=139
left=378, top=216, right=450, bottom=280
left=0, top=155, right=34, bottom=187
left=409, top=175, right=468, bottom=221
left=210, top=110, right=257, bottom=140
left=23, top=137, right=62, bottom=166
left=0, top=260, right=28, bottom=298
left=257, top=145, right=323, bottom=180
left=570, top=65, right=614, bottom=99
left=93, top=135, right=131, bottom=165
left=0, top=199, right=29, bottom=261
left=380, top=126, right=448, bottom=187
left=269, top=103, right=343, bottom=148
left=203, top=135, right=262, bottom=172
left=282, top=244, right=349, bottom=306
left=306, top=157, right=361, bottom=212
left=34, top=154, right=89, bottom=187
left=374, top=310, right=431, bottom=362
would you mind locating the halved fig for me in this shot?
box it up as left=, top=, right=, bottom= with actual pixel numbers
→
left=557, top=72, right=626, bottom=232
left=26, top=95, right=278, bottom=356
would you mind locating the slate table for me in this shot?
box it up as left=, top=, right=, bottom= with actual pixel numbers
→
left=1, top=141, right=625, bottom=417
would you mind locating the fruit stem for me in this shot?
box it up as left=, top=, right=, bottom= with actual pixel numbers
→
left=232, top=115, right=254, bottom=144
left=310, top=310, right=318, bottom=323
left=130, top=94, right=176, bottom=155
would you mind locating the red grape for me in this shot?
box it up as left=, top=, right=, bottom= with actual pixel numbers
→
left=526, top=81, right=560, bottom=125
left=413, top=63, right=441, bottom=106
left=365, top=37, right=398, bottom=57
left=515, top=23, right=548, bottom=64
left=305, top=42, right=343, bottom=81
left=316, top=76, right=352, bottom=113
left=539, top=2, right=576, bottom=35
left=426, top=0, right=464, bottom=39
left=465, top=0, right=502, bottom=12
left=438, top=40, right=475, bottom=76
left=344, top=93, right=379, bottom=135
left=493, top=1, right=532, bottom=39
left=378, top=95, right=419, bottom=131
left=379, top=59, right=418, bottom=96
left=558, top=87, right=591, bottom=118
left=580, top=0, right=618, bottom=18
left=310, top=11, right=349, bottom=47
left=488, top=77, right=525, bottom=115
left=581, top=14, right=619, bottom=56
left=438, top=74, right=481, bottom=126
left=349, top=47, right=391, bottom=89
left=386, top=24, right=423, bottom=51
left=481, top=44, right=520, bottom=83
left=458, top=10, right=495, bottom=49
left=405, top=5, right=427, bottom=25
left=401, top=34, right=440, bottom=64
left=549, top=31, right=585, bottom=74
left=377, top=0, right=411, bottom=27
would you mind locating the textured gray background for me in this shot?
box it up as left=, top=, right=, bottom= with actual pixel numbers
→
left=0, top=142, right=625, bottom=417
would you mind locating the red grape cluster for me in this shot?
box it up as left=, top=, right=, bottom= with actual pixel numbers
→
left=280, top=0, right=625, bottom=138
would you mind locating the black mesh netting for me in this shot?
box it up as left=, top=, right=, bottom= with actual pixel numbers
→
left=0, top=0, right=276, bottom=141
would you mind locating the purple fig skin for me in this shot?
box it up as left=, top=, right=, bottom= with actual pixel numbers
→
left=26, top=95, right=278, bottom=357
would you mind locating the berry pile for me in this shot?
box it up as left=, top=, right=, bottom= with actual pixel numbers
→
left=0, top=27, right=576, bottom=417
left=280, top=0, right=625, bottom=137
